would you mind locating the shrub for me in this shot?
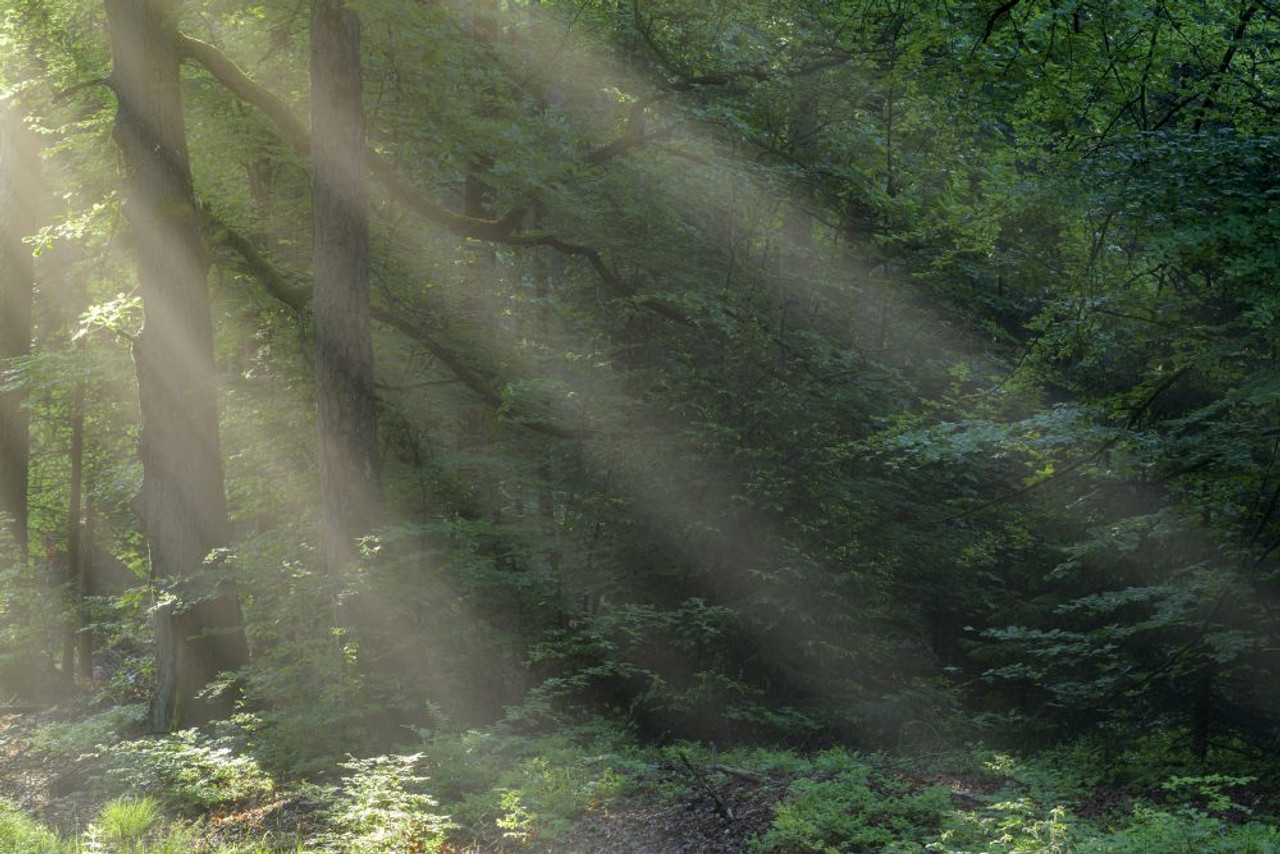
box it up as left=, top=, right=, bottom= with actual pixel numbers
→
left=310, top=754, right=452, bottom=854
left=751, top=767, right=952, bottom=853
left=28, top=704, right=148, bottom=760
left=98, top=728, right=274, bottom=811
left=1079, top=806, right=1280, bottom=854
left=929, top=800, right=1076, bottom=854
left=422, top=724, right=633, bottom=843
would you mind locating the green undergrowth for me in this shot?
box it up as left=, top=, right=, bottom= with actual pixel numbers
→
left=0, top=800, right=62, bottom=854
left=0, top=797, right=277, bottom=854
left=416, top=720, right=641, bottom=844
left=731, top=741, right=1280, bottom=854
left=654, top=739, right=1280, bottom=853
left=13, top=708, right=1280, bottom=853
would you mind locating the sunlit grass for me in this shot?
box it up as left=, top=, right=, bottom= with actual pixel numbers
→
left=1, top=797, right=293, bottom=854
left=94, top=796, right=161, bottom=846
left=0, top=800, right=62, bottom=854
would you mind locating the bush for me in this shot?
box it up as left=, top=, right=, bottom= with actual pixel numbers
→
left=929, top=799, right=1076, bottom=854
left=1081, top=806, right=1280, bottom=854
left=98, top=728, right=274, bottom=811
left=310, top=754, right=452, bottom=854
left=926, top=799, right=1280, bottom=854
left=422, top=724, right=633, bottom=844
left=751, top=763, right=952, bottom=853
left=28, top=704, right=148, bottom=760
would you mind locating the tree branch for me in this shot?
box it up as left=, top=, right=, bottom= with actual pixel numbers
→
left=177, top=35, right=310, bottom=152
left=178, top=35, right=702, bottom=331
left=1192, top=0, right=1261, bottom=132
left=584, top=125, right=675, bottom=167
left=631, top=0, right=852, bottom=92
left=367, top=303, right=590, bottom=440
left=668, top=52, right=855, bottom=91
left=177, top=36, right=626, bottom=283
left=980, top=0, right=1024, bottom=44
left=52, top=77, right=113, bottom=105
left=203, top=212, right=589, bottom=439
left=941, top=366, right=1193, bottom=523
left=205, top=216, right=310, bottom=310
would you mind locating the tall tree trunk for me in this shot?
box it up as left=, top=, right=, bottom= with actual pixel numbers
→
left=104, top=0, right=248, bottom=730
left=77, top=500, right=96, bottom=681
left=62, top=373, right=84, bottom=676
left=311, top=0, right=380, bottom=582
left=0, top=104, right=34, bottom=569
left=783, top=86, right=817, bottom=254
left=1192, top=666, right=1213, bottom=762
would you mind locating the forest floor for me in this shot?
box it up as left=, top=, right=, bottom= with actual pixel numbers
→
left=0, top=703, right=981, bottom=852
left=0, top=705, right=794, bottom=851
left=2, top=701, right=1280, bottom=853
left=0, top=709, right=94, bottom=830
left=537, top=761, right=789, bottom=853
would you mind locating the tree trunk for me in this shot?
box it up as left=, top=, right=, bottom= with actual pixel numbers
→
left=62, top=373, right=84, bottom=676
left=1192, top=666, right=1213, bottom=762
left=0, top=104, right=34, bottom=568
left=77, top=500, right=96, bottom=681
left=104, top=0, right=248, bottom=730
left=311, top=0, right=380, bottom=583
left=783, top=85, right=817, bottom=254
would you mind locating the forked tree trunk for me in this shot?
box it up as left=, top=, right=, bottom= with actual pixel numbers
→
left=104, top=0, right=248, bottom=730
left=311, top=0, right=380, bottom=581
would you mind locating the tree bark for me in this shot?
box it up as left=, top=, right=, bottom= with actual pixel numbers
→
left=104, top=0, right=248, bottom=730
left=1192, top=666, right=1213, bottom=761
left=0, top=104, right=34, bottom=568
left=62, top=373, right=84, bottom=676
left=311, top=0, right=380, bottom=579
left=783, top=86, right=817, bottom=254
left=77, top=500, right=96, bottom=681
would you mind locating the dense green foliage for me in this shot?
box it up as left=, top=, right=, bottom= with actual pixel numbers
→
left=1, top=0, right=1278, bottom=848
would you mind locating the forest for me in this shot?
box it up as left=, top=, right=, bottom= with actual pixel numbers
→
left=0, top=0, right=1278, bottom=851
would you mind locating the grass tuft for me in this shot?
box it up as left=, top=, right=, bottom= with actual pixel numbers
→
left=96, top=796, right=162, bottom=844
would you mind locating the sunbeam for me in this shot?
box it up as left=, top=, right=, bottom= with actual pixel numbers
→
left=1, top=0, right=1278, bottom=850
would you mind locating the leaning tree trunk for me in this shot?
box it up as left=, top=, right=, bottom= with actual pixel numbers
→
left=0, top=103, right=34, bottom=568
left=311, top=0, right=380, bottom=583
left=104, top=0, right=248, bottom=730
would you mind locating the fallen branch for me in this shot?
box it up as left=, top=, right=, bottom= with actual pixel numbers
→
left=679, top=753, right=735, bottom=821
